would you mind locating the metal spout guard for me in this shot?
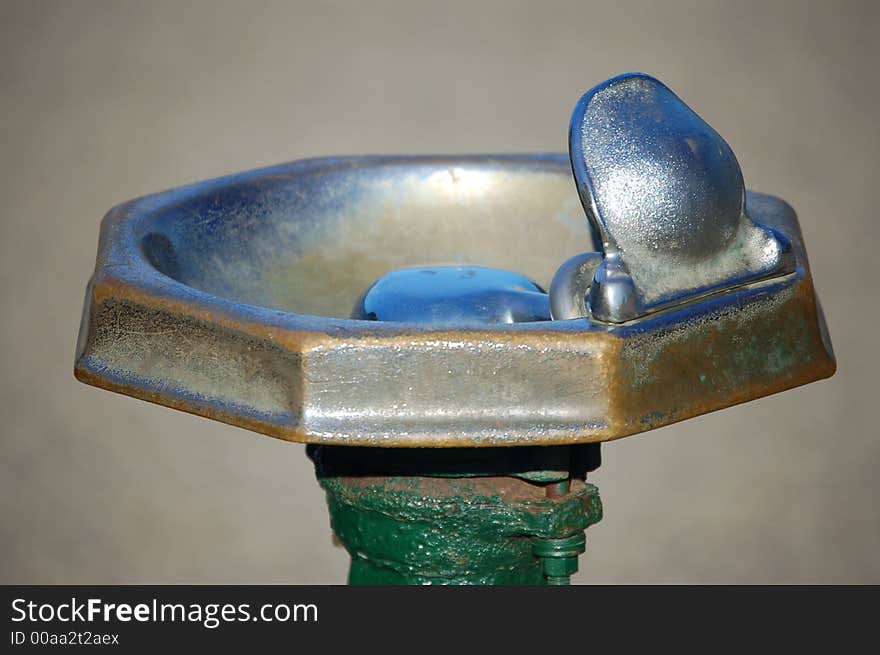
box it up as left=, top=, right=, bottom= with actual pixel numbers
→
left=74, top=77, right=835, bottom=448
left=552, top=73, right=795, bottom=323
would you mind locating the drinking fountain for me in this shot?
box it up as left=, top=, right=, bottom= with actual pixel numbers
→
left=75, top=73, right=835, bottom=584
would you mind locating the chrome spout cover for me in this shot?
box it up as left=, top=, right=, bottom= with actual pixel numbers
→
left=552, top=73, right=795, bottom=323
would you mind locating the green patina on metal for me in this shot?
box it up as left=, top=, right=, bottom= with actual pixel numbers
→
left=311, top=445, right=602, bottom=585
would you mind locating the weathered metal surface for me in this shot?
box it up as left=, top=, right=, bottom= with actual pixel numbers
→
left=564, top=73, right=794, bottom=323
left=74, top=154, right=834, bottom=446
left=311, top=445, right=602, bottom=585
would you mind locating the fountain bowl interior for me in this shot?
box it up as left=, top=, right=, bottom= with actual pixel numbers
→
left=75, top=155, right=835, bottom=447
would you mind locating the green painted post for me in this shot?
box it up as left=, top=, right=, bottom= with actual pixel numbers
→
left=310, top=445, right=602, bottom=585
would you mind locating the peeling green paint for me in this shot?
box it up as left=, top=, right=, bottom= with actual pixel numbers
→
left=316, top=474, right=602, bottom=585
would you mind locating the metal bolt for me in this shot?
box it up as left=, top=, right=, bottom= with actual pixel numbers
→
left=532, top=532, right=587, bottom=585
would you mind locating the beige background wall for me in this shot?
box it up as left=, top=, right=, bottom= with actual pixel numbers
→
left=2, top=0, right=877, bottom=583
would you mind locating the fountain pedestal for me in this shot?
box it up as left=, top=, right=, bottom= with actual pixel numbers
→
left=310, top=445, right=602, bottom=585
